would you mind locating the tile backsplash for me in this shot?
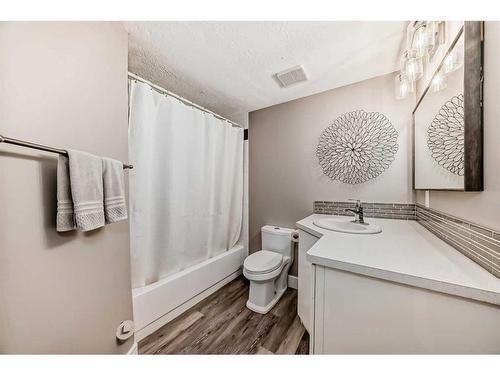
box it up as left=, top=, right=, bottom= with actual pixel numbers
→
left=416, top=204, right=500, bottom=279
left=313, top=201, right=500, bottom=279
left=313, top=201, right=416, bottom=220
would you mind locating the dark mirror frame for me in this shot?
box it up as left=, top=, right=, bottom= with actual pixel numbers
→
left=413, top=21, right=484, bottom=191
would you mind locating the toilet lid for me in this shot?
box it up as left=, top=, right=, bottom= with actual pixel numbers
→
left=244, top=250, right=283, bottom=274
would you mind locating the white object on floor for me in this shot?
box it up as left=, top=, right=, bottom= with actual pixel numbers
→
left=287, top=275, right=298, bottom=290
left=243, top=225, right=295, bottom=314
left=116, top=319, right=135, bottom=343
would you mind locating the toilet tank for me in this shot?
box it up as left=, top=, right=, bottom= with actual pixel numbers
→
left=261, top=225, right=294, bottom=258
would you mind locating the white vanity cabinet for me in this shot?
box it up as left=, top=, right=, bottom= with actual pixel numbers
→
left=313, top=265, right=500, bottom=354
left=297, top=229, right=318, bottom=334
left=297, top=214, right=500, bottom=354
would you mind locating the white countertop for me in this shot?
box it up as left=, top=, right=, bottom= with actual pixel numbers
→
left=298, top=214, right=500, bottom=306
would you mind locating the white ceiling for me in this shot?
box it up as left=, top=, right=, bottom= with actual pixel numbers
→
left=125, top=22, right=406, bottom=123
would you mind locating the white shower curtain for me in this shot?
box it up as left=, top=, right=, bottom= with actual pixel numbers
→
left=128, top=81, right=244, bottom=288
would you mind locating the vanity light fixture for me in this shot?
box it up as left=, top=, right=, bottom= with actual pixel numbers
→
left=395, top=21, right=446, bottom=99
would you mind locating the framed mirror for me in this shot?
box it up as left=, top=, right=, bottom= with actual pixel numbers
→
left=413, top=22, right=483, bottom=191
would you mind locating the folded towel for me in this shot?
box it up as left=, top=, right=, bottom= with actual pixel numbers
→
left=67, top=149, right=105, bottom=231
left=102, top=157, right=128, bottom=223
left=56, top=155, right=76, bottom=232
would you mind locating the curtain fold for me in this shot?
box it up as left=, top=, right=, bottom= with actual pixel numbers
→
left=128, top=81, right=244, bottom=288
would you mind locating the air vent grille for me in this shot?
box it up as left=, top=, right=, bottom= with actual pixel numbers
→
left=274, top=65, right=308, bottom=88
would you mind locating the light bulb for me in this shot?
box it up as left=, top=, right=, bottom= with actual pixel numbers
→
left=414, top=27, right=427, bottom=56
left=424, top=21, right=437, bottom=54
left=395, top=73, right=415, bottom=100
left=444, top=49, right=462, bottom=73
left=431, top=72, right=447, bottom=92
left=404, top=57, right=424, bottom=82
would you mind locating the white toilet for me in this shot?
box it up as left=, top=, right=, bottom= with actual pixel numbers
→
left=243, top=225, right=295, bottom=314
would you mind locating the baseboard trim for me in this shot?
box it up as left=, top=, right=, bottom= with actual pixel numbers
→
left=288, top=275, right=298, bottom=290
left=134, top=269, right=242, bottom=342
left=127, top=342, right=138, bottom=355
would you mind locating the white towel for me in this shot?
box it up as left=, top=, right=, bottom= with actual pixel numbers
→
left=56, top=155, right=76, bottom=232
left=102, top=157, right=128, bottom=223
left=67, top=149, right=105, bottom=231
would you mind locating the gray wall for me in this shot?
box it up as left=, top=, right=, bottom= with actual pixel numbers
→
left=415, top=21, right=500, bottom=232
left=249, top=73, right=414, bottom=275
left=0, top=22, right=133, bottom=353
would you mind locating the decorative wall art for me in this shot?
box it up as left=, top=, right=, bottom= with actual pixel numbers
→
left=316, top=110, right=399, bottom=184
left=414, top=22, right=483, bottom=191
left=427, top=94, right=465, bottom=176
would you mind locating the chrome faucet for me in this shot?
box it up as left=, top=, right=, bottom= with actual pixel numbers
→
left=346, top=199, right=365, bottom=224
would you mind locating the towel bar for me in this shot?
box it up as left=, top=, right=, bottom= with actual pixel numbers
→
left=0, top=134, right=133, bottom=169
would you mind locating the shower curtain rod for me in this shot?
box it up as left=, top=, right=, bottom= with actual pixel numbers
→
left=128, top=72, right=243, bottom=129
left=0, top=134, right=133, bottom=169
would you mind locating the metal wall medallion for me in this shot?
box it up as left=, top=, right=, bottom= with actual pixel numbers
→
left=427, top=94, right=465, bottom=176
left=316, top=110, right=399, bottom=184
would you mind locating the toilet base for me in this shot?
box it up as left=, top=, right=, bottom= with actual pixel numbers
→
left=246, top=286, right=287, bottom=314
left=245, top=258, right=291, bottom=315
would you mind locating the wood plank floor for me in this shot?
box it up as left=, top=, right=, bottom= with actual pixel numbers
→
left=138, top=276, right=309, bottom=354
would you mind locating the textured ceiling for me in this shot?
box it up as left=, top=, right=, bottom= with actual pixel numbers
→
left=125, top=21, right=406, bottom=122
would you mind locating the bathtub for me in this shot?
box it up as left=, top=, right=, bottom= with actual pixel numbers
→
left=132, top=244, right=246, bottom=341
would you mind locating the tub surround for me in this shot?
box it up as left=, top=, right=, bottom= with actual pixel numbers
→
left=298, top=214, right=500, bottom=305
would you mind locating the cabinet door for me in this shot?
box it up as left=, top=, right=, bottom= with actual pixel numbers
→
left=297, top=229, right=318, bottom=334
left=315, top=267, right=500, bottom=354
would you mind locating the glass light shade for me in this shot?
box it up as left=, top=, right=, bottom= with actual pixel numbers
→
left=404, top=56, right=424, bottom=82
left=395, top=73, right=415, bottom=100
left=413, top=27, right=428, bottom=57
left=407, top=22, right=435, bottom=58
left=443, top=48, right=463, bottom=73
left=431, top=72, right=447, bottom=92
left=423, top=21, right=437, bottom=54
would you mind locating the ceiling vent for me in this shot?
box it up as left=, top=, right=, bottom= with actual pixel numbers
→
left=274, top=65, right=308, bottom=88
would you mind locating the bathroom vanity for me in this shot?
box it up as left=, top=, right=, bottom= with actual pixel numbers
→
left=297, top=214, right=500, bottom=354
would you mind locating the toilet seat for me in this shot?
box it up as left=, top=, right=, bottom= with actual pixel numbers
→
left=244, top=250, right=283, bottom=275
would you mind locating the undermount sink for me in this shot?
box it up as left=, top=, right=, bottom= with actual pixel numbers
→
left=313, top=217, right=382, bottom=234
